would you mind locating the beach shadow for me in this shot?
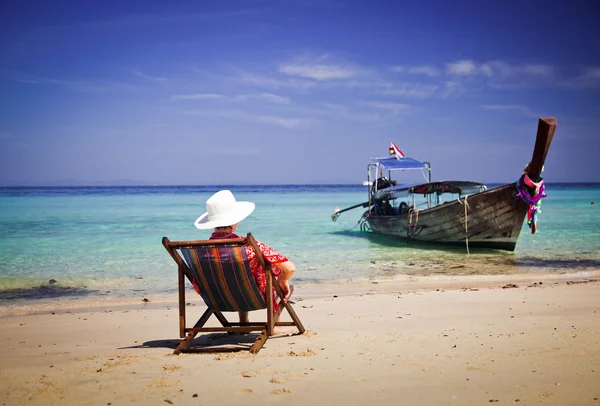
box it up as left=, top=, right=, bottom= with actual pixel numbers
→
left=120, top=338, right=180, bottom=350
left=120, top=333, right=267, bottom=353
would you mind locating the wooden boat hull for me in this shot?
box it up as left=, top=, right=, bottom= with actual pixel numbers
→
left=365, top=183, right=529, bottom=251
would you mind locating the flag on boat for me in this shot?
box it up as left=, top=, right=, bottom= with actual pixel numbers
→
left=389, top=142, right=405, bottom=160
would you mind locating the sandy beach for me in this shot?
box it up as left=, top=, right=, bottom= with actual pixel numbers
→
left=1, top=274, right=599, bottom=406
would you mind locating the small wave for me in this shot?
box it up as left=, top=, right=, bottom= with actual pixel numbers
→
left=0, top=285, right=96, bottom=301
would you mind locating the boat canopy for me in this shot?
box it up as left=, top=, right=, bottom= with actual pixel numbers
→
left=372, top=157, right=429, bottom=170
left=374, top=180, right=486, bottom=200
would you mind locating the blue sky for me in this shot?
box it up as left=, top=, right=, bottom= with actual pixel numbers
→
left=1, top=0, right=599, bottom=185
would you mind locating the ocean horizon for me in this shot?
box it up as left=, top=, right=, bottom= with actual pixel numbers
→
left=2, top=181, right=600, bottom=187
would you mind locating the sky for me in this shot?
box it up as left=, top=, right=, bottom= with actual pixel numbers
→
left=1, top=0, right=599, bottom=186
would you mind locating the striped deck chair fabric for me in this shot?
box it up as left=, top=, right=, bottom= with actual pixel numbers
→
left=180, top=245, right=266, bottom=312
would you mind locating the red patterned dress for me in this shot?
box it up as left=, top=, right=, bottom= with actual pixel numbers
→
left=209, top=232, right=288, bottom=311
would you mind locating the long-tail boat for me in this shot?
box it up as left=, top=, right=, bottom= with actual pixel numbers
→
left=331, top=118, right=556, bottom=251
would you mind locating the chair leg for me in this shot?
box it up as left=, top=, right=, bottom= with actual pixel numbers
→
left=270, top=306, right=284, bottom=336
left=194, top=308, right=214, bottom=328
left=175, top=308, right=214, bottom=355
left=249, top=330, right=269, bottom=354
left=174, top=331, right=198, bottom=355
left=283, top=301, right=306, bottom=334
left=272, top=282, right=306, bottom=334
left=213, top=309, right=231, bottom=327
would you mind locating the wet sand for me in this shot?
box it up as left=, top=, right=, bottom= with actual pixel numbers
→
left=1, top=275, right=599, bottom=406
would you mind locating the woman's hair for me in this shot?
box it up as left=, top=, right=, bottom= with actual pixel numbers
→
left=215, top=225, right=235, bottom=231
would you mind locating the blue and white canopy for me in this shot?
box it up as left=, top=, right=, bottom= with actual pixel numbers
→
left=372, top=157, right=428, bottom=170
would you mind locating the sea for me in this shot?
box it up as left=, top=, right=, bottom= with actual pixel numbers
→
left=1, top=184, right=599, bottom=311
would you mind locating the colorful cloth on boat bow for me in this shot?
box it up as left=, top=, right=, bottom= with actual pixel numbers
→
left=515, top=174, right=547, bottom=234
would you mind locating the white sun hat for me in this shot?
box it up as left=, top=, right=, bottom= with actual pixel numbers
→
left=194, top=190, right=255, bottom=230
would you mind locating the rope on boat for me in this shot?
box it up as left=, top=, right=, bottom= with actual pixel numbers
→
left=360, top=220, right=371, bottom=232
left=457, top=195, right=470, bottom=255
left=359, top=211, right=371, bottom=232
left=340, top=211, right=371, bottom=233
left=407, top=209, right=419, bottom=239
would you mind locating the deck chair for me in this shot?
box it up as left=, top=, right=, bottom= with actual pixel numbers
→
left=162, top=233, right=305, bottom=354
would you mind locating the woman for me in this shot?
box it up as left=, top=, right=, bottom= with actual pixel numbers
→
left=194, top=190, right=295, bottom=322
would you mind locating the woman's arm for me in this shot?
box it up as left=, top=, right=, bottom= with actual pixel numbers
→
left=274, top=260, right=295, bottom=301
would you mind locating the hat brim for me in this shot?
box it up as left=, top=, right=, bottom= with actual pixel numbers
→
left=194, top=202, right=255, bottom=230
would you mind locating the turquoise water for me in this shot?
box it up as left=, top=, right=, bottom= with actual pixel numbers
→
left=1, top=184, right=599, bottom=305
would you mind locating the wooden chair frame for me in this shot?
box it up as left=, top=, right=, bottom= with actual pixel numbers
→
left=162, top=233, right=305, bottom=354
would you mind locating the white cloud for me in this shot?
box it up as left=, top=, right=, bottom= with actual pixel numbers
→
left=237, top=72, right=316, bottom=90
left=479, top=63, right=494, bottom=77
left=279, top=63, right=359, bottom=81
left=256, top=116, right=314, bottom=129
left=131, top=70, right=167, bottom=82
left=584, top=67, right=600, bottom=79
left=407, top=66, right=440, bottom=77
left=278, top=54, right=361, bottom=81
left=447, top=60, right=554, bottom=79
left=562, top=66, right=600, bottom=89
left=520, top=64, right=554, bottom=76
left=257, top=93, right=290, bottom=104
left=235, top=93, right=290, bottom=104
left=391, top=65, right=440, bottom=76
left=169, top=92, right=290, bottom=104
left=380, top=83, right=438, bottom=99
left=169, top=93, right=224, bottom=101
left=320, top=103, right=348, bottom=112
left=392, top=65, right=440, bottom=76
left=481, top=61, right=554, bottom=78
left=447, top=60, right=478, bottom=75
left=174, top=108, right=245, bottom=118
left=439, top=81, right=466, bottom=99
left=363, top=102, right=411, bottom=115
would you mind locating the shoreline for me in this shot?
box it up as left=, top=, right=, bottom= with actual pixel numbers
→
left=1, top=269, right=599, bottom=317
